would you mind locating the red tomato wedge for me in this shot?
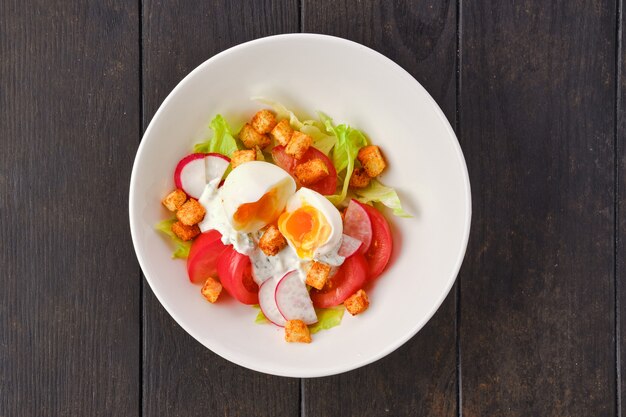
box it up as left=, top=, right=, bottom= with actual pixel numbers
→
left=310, top=253, right=368, bottom=308
left=344, top=200, right=373, bottom=253
left=271, top=145, right=337, bottom=195
left=187, top=230, right=228, bottom=284
left=217, top=246, right=259, bottom=305
left=360, top=203, right=393, bottom=279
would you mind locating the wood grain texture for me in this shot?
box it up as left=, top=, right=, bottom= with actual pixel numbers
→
left=141, top=1, right=300, bottom=416
left=302, top=2, right=458, bottom=416
left=0, top=1, right=140, bottom=416
left=459, top=1, right=615, bottom=416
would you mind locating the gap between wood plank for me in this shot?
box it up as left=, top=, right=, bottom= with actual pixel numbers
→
left=616, top=0, right=623, bottom=416
left=138, top=0, right=145, bottom=415
left=455, top=1, right=463, bottom=417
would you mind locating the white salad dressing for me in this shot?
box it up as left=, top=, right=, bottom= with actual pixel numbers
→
left=197, top=180, right=346, bottom=287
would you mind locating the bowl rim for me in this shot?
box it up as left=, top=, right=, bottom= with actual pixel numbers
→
left=129, top=33, right=472, bottom=378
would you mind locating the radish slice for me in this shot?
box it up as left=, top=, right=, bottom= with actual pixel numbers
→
left=275, top=271, right=317, bottom=325
left=338, top=234, right=362, bottom=258
left=205, top=153, right=230, bottom=182
left=258, top=277, right=287, bottom=327
left=343, top=200, right=373, bottom=253
left=174, top=154, right=206, bottom=198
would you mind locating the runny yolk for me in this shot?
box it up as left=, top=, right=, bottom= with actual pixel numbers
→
left=233, top=189, right=279, bottom=230
left=278, top=204, right=331, bottom=259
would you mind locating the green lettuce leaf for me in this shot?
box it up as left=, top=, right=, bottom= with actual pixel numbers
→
left=252, top=304, right=344, bottom=334
left=320, top=113, right=368, bottom=205
left=155, top=218, right=192, bottom=259
left=193, top=114, right=239, bottom=157
left=354, top=179, right=412, bottom=217
left=252, top=305, right=270, bottom=324
left=308, top=306, right=345, bottom=334
left=252, top=97, right=336, bottom=155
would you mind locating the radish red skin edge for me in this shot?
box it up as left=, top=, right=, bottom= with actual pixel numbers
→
left=275, top=270, right=317, bottom=324
left=174, top=152, right=230, bottom=198
left=258, top=277, right=287, bottom=327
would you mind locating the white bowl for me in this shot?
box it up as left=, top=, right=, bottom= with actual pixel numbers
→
left=129, top=34, right=471, bottom=378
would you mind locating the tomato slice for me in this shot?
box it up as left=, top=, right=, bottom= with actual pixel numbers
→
left=360, top=204, right=393, bottom=279
left=271, top=145, right=337, bottom=195
left=186, top=230, right=228, bottom=284
left=310, top=253, right=368, bottom=308
left=217, top=246, right=259, bottom=305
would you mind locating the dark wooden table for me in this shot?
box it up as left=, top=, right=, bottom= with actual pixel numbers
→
left=1, top=1, right=623, bottom=416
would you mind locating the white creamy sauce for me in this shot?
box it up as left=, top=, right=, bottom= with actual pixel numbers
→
left=197, top=181, right=345, bottom=286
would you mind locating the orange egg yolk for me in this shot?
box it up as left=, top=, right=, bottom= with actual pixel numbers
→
left=232, top=189, right=279, bottom=231
left=278, top=204, right=331, bottom=259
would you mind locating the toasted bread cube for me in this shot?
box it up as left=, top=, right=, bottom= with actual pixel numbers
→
left=306, top=261, right=332, bottom=290
left=293, top=159, right=329, bottom=186
left=251, top=109, right=277, bottom=134
left=162, top=189, right=187, bottom=211
left=285, top=131, right=312, bottom=160
left=201, top=276, right=222, bottom=303
left=285, top=320, right=312, bottom=343
left=239, top=123, right=271, bottom=149
left=349, top=167, right=371, bottom=188
left=357, top=145, right=386, bottom=177
left=259, top=225, right=287, bottom=256
left=270, top=119, right=294, bottom=146
left=176, top=198, right=206, bottom=226
left=344, top=289, right=369, bottom=315
left=171, top=221, right=200, bottom=241
left=231, top=149, right=256, bottom=169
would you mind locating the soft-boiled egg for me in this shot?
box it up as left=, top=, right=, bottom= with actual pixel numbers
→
left=220, top=161, right=296, bottom=233
left=278, top=187, right=343, bottom=260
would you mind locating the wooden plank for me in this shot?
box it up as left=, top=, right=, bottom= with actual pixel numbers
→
left=141, top=1, right=300, bottom=416
left=0, top=1, right=140, bottom=416
left=460, top=2, right=615, bottom=416
left=302, top=2, right=458, bottom=416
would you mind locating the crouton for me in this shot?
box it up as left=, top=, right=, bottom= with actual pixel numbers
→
left=349, top=167, right=371, bottom=188
left=284, top=319, right=312, bottom=343
left=162, top=189, right=187, bottom=211
left=306, top=261, right=332, bottom=290
left=293, top=159, right=329, bottom=186
left=231, top=149, right=256, bottom=169
left=357, top=145, right=386, bottom=177
left=285, top=131, right=312, bottom=160
left=251, top=109, right=277, bottom=134
left=171, top=221, right=200, bottom=241
left=258, top=225, right=287, bottom=256
left=200, top=276, right=222, bottom=303
left=344, top=289, right=369, bottom=315
left=239, top=123, right=271, bottom=149
left=176, top=198, right=206, bottom=226
left=270, top=119, right=294, bottom=146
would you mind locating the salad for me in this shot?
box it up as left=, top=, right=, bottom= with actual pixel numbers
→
left=157, top=99, right=409, bottom=343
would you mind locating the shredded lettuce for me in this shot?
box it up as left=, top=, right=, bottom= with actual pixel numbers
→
left=193, top=114, right=240, bottom=157
left=354, top=180, right=412, bottom=218
left=320, top=113, right=369, bottom=205
left=309, top=306, right=345, bottom=334
left=155, top=218, right=192, bottom=259
left=253, top=305, right=270, bottom=324
left=252, top=305, right=345, bottom=333
left=252, top=97, right=337, bottom=155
